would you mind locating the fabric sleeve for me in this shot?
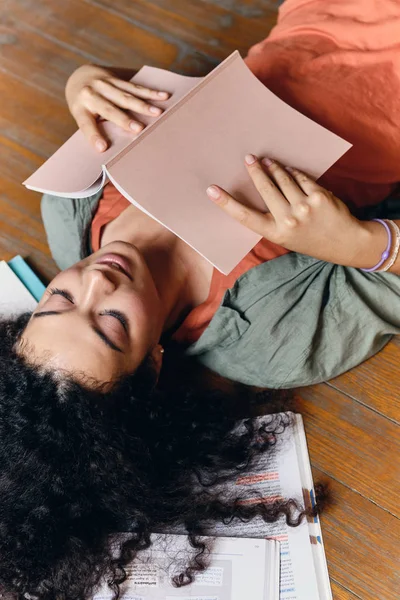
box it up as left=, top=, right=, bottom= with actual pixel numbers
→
left=187, top=253, right=400, bottom=388
left=40, top=191, right=103, bottom=271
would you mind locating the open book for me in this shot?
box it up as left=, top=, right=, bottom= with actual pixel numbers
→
left=205, top=413, right=332, bottom=600
left=94, top=535, right=280, bottom=600
left=24, top=52, right=351, bottom=274
left=95, top=414, right=331, bottom=600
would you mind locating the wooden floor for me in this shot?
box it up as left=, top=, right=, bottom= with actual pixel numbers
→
left=0, top=1, right=399, bottom=598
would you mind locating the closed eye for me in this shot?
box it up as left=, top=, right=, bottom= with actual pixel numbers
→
left=100, top=310, right=129, bottom=333
left=48, top=288, right=74, bottom=303
left=34, top=289, right=130, bottom=353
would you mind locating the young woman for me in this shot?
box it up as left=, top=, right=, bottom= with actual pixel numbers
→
left=1, top=0, right=400, bottom=598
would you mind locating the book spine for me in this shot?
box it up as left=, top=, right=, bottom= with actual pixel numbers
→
left=106, top=51, right=241, bottom=169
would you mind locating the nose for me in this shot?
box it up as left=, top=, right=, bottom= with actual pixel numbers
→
left=80, top=268, right=117, bottom=309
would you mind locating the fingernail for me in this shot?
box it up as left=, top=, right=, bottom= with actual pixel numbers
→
left=245, top=154, right=257, bottom=165
left=149, top=106, right=162, bottom=115
left=157, top=91, right=169, bottom=98
left=130, top=121, right=142, bottom=132
left=96, top=139, right=107, bottom=151
left=286, top=166, right=294, bottom=173
left=262, top=157, right=274, bottom=167
left=206, top=185, right=221, bottom=200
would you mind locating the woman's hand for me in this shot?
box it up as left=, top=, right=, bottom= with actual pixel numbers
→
left=206, top=154, right=387, bottom=268
left=65, top=64, right=170, bottom=152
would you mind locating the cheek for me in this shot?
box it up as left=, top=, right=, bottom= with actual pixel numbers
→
left=125, top=285, right=161, bottom=334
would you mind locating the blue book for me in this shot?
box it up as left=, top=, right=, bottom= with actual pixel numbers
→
left=7, top=256, right=46, bottom=302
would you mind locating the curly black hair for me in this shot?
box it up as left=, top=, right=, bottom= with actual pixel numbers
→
left=0, top=313, right=315, bottom=600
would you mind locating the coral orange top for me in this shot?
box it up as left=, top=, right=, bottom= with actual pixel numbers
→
left=92, top=0, right=400, bottom=344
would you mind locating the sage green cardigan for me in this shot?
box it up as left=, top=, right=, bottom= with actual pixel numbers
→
left=41, top=191, right=400, bottom=388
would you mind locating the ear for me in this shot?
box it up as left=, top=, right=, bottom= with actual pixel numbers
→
left=149, top=344, right=164, bottom=380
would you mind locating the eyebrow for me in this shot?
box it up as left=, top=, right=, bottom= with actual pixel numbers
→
left=33, top=311, right=123, bottom=353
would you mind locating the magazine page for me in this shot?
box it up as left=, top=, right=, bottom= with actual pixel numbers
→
left=205, top=414, right=330, bottom=600
left=293, top=416, right=332, bottom=600
left=93, top=535, right=279, bottom=600
left=23, top=68, right=203, bottom=197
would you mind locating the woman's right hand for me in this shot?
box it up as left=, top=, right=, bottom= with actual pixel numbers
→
left=65, top=64, right=170, bottom=152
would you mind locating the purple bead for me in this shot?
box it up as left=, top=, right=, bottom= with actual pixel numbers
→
left=382, top=251, right=390, bottom=260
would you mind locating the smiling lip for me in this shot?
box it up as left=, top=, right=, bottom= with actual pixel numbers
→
left=95, top=253, right=133, bottom=280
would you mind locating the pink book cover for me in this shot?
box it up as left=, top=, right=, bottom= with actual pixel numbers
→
left=24, top=52, right=351, bottom=274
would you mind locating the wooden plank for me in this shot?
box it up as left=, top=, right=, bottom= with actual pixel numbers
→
left=0, top=133, right=44, bottom=189
left=328, top=339, right=400, bottom=424
left=0, top=195, right=50, bottom=254
left=172, top=51, right=219, bottom=76
left=0, top=197, right=56, bottom=283
left=0, top=73, right=73, bottom=158
left=313, top=469, right=400, bottom=600
left=296, top=384, right=400, bottom=516
left=0, top=136, right=58, bottom=282
left=7, top=0, right=179, bottom=69
left=0, top=22, right=89, bottom=98
left=91, top=0, right=277, bottom=61
left=203, top=0, right=282, bottom=19
left=330, top=580, right=361, bottom=600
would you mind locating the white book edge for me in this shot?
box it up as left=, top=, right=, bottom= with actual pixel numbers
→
left=294, top=415, right=332, bottom=600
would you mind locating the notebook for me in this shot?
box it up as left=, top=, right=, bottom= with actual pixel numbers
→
left=23, top=52, right=351, bottom=274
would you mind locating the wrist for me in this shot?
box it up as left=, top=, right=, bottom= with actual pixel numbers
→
left=348, top=219, right=389, bottom=269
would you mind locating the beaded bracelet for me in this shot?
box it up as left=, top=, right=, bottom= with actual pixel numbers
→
left=361, top=219, right=392, bottom=272
left=380, top=220, right=400, bottom=272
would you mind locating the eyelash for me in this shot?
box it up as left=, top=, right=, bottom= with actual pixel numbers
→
left=48, top=288, right=128, bottom=331
left=102, top=310, right=128, bottom=332
left=48, top=287, right=73, bottom=302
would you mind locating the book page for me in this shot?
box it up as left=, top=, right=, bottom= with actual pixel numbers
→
left=93, top=535, right=278, bottom=600
left=0, top=261, right=37, bottom=316
left=106, top=52, right=351, bottom=274
left=292, top=416, right=332, bottom=600
left=202, top=415, right=328, bottom=600
left=23, top=69, right=202, bottom=196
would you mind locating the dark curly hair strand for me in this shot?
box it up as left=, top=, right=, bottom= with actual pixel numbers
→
left=0, top=314, right=318, bottom=600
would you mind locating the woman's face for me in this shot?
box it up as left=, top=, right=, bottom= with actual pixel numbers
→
left=20, top=242, right=164, bottom=384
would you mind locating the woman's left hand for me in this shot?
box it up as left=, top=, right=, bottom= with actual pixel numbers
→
left=206, top=154, right=384, bottom=268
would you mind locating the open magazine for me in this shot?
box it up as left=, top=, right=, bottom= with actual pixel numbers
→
left=94, top=414, right=331, bottom=600
left=94, top=535, right=280, bottom=600
left=23, top=52, right=351, bottom=274
left=205, top=414, right=332, bottom=600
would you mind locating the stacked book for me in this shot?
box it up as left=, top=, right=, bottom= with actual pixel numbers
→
left=0, top=256, right=45, bottom=315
